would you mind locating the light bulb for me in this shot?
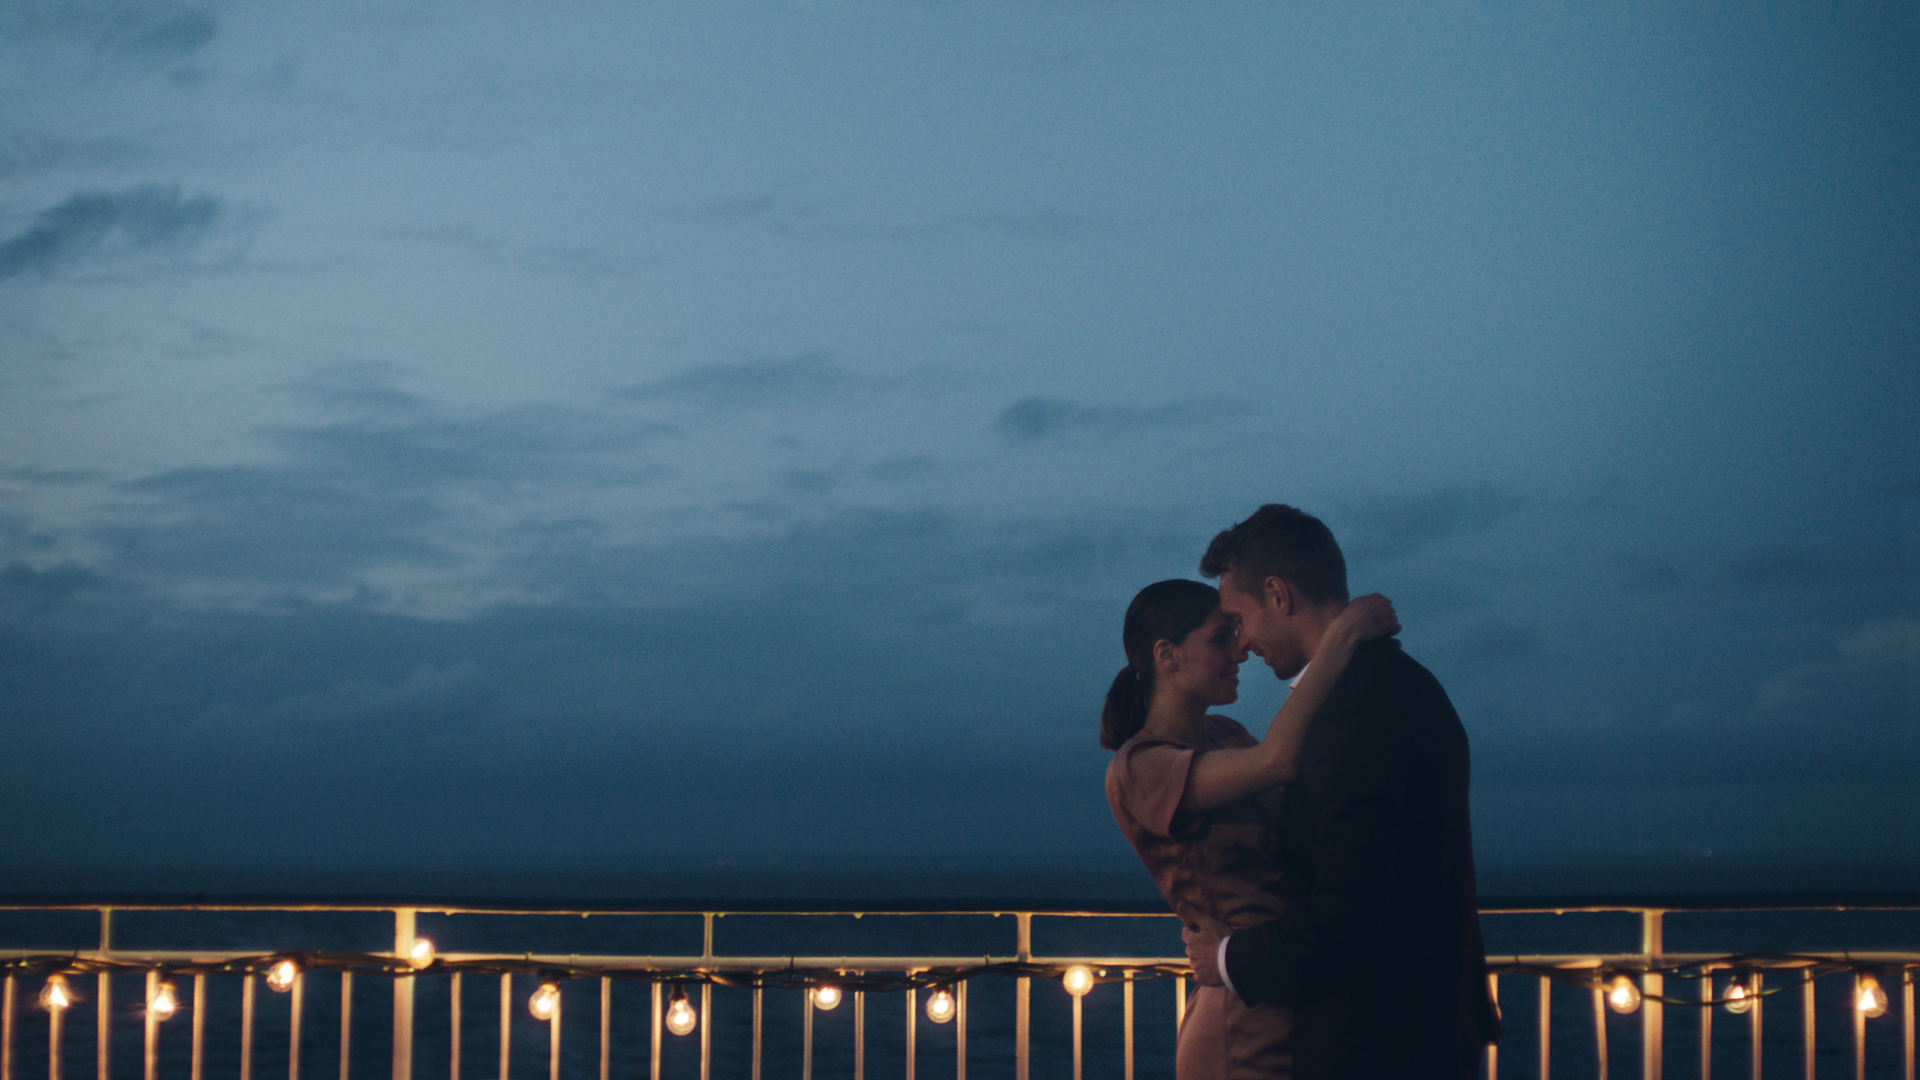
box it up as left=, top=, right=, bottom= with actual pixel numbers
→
left=1606, top=974, right=1641, bottom=1015
left=1062, top=966, right=1095, bottom=998
left=925, top=986, right=956, bottom=1024
left=40, top=975, right=71, bottom=1012
left=266, top=961, right=298, bottom=994
left=1855, top=974, right=1888, bottom=1019
left=407, top=939, right=436, bottom=970
left=150, top=981, right=179, bottom=1020
left=665, top=987, right=696, bottom=1036
left=1723, top=977, right=1753, bottom=1015
left=811, top=985, right=842, bottom=1011
left=529, top=982, right=559, bottom=1021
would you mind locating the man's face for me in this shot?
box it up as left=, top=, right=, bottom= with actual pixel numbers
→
left=1218, top=574, right=1308, bottom=680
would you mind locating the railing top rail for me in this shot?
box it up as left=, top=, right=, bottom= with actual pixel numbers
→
left=1, top=891, right=1918, bottom=916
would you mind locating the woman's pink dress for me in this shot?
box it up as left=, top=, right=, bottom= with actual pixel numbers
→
left=1106, top=715, right=1294, bottom=1080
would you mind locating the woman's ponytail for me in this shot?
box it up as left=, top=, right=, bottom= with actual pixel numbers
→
left=1098, top=579, right=1219, bottom=751
left=1099, top=663, right=1149, bottom=750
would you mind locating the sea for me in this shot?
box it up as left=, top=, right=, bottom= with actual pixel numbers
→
left=3, top=856, right=1916, bottom=1080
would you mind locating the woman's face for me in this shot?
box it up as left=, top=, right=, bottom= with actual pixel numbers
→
left=1162, top=606, right=1242, bottom=707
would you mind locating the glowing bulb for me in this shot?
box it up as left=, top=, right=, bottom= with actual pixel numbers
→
left=407, top=939, right=436, bottom=970
left=1606, top=974, right=1642, bottom=1015
left=811, top=985, right=842, bottom=1010
left=40, top=976, right=71, bottom=1012
left=1723, top=977, right=1753, bottom=1015
left=529, top=982, right=559, bottom=1021
left=1855, top=974, right=1888, bottom=1019
left=266, top=961, right=298, bottom=994
left=924, top=986, right=956, bottom=1024
left=1062, top=966, right=1095, bottom=997
left=150, top=981, right=179, bottom=1020
left=665, top=987, right=696, bottom=1036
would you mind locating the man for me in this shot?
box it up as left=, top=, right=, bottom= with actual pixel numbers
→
left=1182, top=504, right=1500, bottom=1079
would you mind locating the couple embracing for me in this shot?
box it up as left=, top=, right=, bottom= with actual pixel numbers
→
left=1103, top=504, right=1501, bottom=1080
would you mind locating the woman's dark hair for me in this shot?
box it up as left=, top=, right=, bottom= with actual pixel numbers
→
left=1100, top=579, right=1220, bottom=750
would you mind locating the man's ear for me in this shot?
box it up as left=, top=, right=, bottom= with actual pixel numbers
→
left=1262, top=575, right=1293, bottom=616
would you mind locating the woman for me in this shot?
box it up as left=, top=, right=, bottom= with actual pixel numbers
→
left=1103, top=579, right=1398, bottom=1080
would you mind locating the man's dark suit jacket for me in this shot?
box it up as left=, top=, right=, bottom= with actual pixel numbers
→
left=1221, top=637, right=1500, bottom=1079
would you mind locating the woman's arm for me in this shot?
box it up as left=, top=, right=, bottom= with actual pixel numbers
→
left=1178, top=594, right=1398, bottom=814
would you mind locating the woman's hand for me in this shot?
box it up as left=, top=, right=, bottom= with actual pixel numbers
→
left=1326, top=592, right=1399, bottom=652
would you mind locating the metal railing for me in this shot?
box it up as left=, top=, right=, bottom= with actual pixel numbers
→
left=1, top=899, right=1915, bottom=1080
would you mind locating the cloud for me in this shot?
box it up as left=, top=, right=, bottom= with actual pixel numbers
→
left=613, top=352, right=894, bottom=410
left=1339, top=485, right=1529, bottom=562
left=105, top=464, right=449, bottom=582
left=993, top=396, right=1224, bottom=444
left=1752, top=618, right=1916, bottom=722
left=0, top=133, right=155, bottom=182
left=658, top=193, right=787, bottom=226
left=2, top=4, right=216, bottom=61
left=1451, top=619, right=1543, bottom=663
left=122, top=9, right=214, bottom=57
left=0, top=561, right=102, bottom=618
left=0, top=184, right=222, bottom=280
left=947, top=209, right=1105, bottom=240
left=656, top=189, right=1104, bottom=243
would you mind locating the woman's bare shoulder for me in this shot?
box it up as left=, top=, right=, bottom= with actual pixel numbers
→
left=1203, top=714, right=1257, bottom=748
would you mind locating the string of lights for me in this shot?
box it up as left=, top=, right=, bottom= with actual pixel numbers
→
left=6, top=951, right=1906, bottom=1018
left=1486, top=955, right=1914, bottom=1014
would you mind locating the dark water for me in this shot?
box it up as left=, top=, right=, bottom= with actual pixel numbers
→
left=1, top=878, right=1915, bottom=1080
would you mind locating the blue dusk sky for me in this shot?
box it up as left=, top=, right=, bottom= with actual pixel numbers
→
left=1, top=0, right=1915, bottom=897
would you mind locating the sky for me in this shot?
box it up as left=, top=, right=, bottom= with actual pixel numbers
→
left=2, top=0, right=1915, bottom=899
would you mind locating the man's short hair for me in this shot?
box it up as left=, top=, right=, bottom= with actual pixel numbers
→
left=1199, top=504, right=1349, bottom=604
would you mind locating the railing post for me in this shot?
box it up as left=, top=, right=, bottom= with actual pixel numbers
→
left=3, top=974, right=13, bottom=1080
left=500, top=976, right=512, bottom=1080
left=1485, top=975, right=1497, bottom=1080
left=599, top=976, right=610, bottom=1080
left=1699, top=968, right=1712, bottom=1080
left=1593, top=982, right=1609, bottom=1080
left=1014, top=914, right=1030, bottom=1080
left=1539, top=975, right=1552, bottom=1080
left=289, top=968, right=304, bottom=1080
left=1804, top=976, right=1817, bottom=1080
left=47, top=984, right=62, bottom=1080
left=340, top=972, right=353, bottom=1080
left=191, top=974, right=205, bottom=1080
left=700, top=983, right=711, bottom=1080
left=392, top=909, right=416, bottom=1080
left=143, top=971, right=158, bottom=1080
left=1070, top=991, right=1082, bottom=1080
left=546, top=987, right=559, bottom=1080
left=1751, top=972, right=1764, bottom=1080
left=1856, top=972, right=1869, bottom=1080
left=903, top=987, right=915, bottom=1080
left=702, top=915, right=714, bottom=1080
left=241, top=975, right=256, bottom=1080
left=1643, top=910, right=1664, bottom=1080
left=1896, top=960, right=1912, bottom=1076
left=952, top=980, right=967, bottom=1080
left=1122, top=972, right=1133, bottom=1080
left=448, top=973, right=461, bottom=1080
left=648, top=982, right=660, bottom=1080
left=97, top=911, right=110, bottom=1080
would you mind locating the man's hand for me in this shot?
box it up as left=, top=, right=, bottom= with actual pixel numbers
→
left=1177, top=903, right=1225, bottom=987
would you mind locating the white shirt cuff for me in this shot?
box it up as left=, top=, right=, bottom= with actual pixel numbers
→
left=1216, top=934, right=1236, bottom=996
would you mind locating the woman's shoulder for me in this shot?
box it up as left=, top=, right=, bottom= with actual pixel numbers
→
left=1203, top=714, right=1258, bottom=748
